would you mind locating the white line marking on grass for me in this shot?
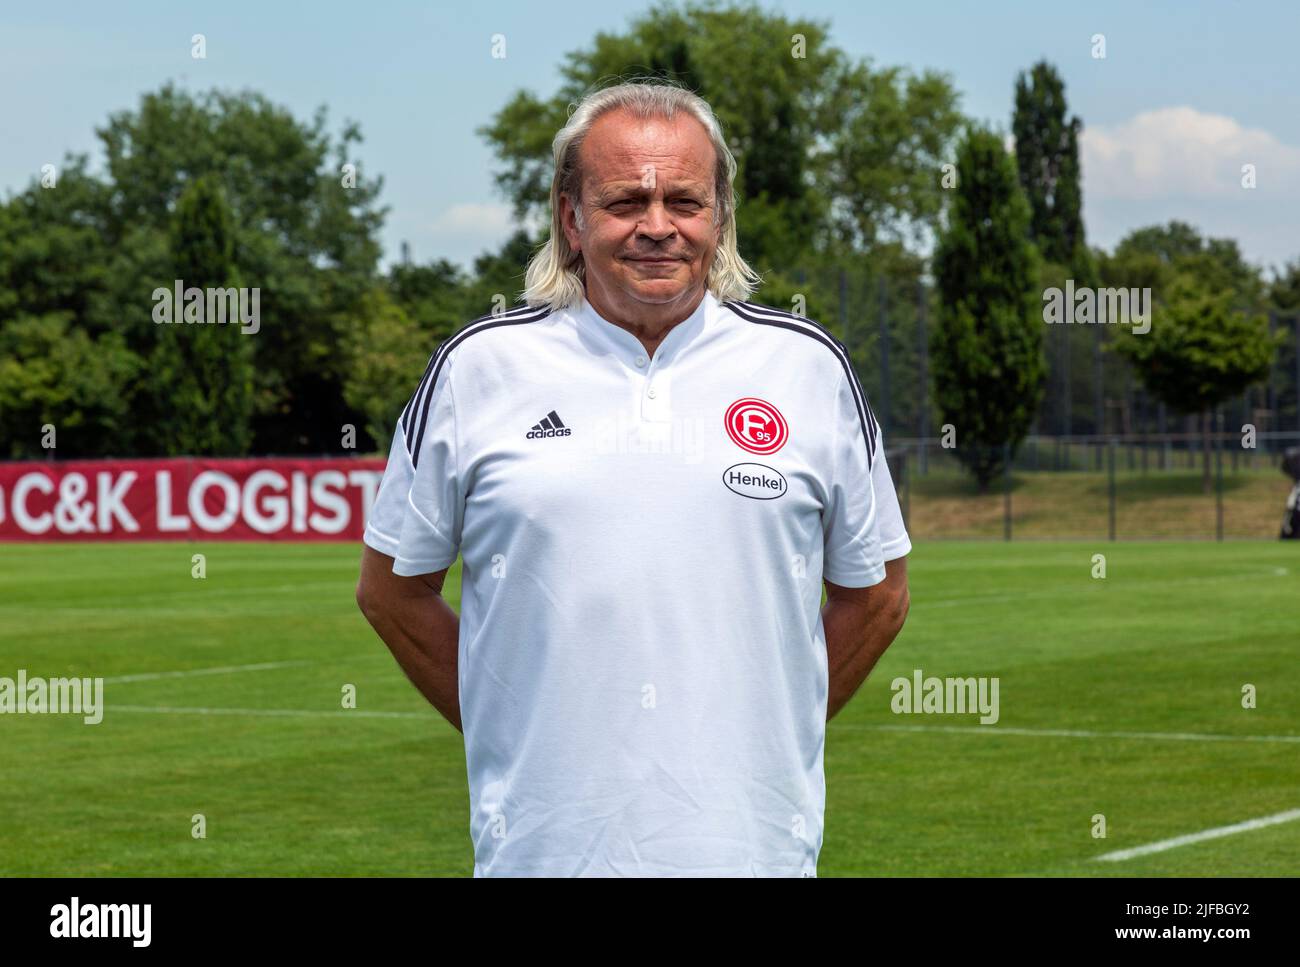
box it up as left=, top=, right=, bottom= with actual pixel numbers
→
left=1092, top=808, right=1300, bottom=862
left=913, top=566, right=1294, bottom=610
left=102, top=661, right=311, bottom=684
left=108, top=709, right=1300, bottom=745
left=831, top=723, right=1300, bottom=744
left=112, top=704, right=431, bottom=720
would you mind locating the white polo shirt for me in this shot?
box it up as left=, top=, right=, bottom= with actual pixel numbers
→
left=363, top=289, right=911, bottom=877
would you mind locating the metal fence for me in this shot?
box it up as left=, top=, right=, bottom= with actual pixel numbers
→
left=787, top=267, right=1300, bottom=456
left=884, top=431, right=1300, bottom=541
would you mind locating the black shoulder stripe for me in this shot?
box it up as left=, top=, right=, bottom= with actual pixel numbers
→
left=403, top=304, right=553, bottom=467
left=722, top=299, right=878, bottom=467
left=725, top=299, right=879, bottom=451
left=401, top=302, right=550, bottom=436
left=399, top=352, right=438, bottom=434
left=402, top=302, right=555, bottom=436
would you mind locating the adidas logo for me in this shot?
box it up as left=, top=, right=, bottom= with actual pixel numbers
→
left=525, top=409, right=572, bottom=439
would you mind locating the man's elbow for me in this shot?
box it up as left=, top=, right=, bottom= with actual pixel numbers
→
left=355, top=576, right=378, bottom=623
left=891, top=583, right=911, bottom=633
left=356, top=565, right=390, bottom=627
left=881, top=576, right=910, bottom=639
left=357, top=546, right=401, bottom=626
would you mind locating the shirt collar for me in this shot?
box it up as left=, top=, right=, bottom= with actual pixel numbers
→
left=574, top=288, right=716, bottom=366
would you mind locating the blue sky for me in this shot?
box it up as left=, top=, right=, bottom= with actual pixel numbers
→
left=3, top=0, right=1297, bottom=273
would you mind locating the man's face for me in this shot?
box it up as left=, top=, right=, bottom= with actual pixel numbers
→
left=560, top=110, right=722, bottom=320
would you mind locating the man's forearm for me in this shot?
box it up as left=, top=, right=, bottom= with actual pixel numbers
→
left=357, top=550, right=463, bottom=732
left=372, top=595, right=462, bottom=732
left=823, top=562, right=909, bottom=721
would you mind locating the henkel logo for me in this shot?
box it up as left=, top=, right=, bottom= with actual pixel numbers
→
left=724, top=398, right=788, bottom=455
left=722, top=463, right=787, bottom=500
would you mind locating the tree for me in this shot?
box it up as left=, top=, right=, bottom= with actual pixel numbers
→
left=476, top=0, right=963, bottom=281
left=341, top=290, right=427, bottom=451
left=1269, top=259, right=1300, bottom=432
left=1096, top=221, right=1273, bottom=439
left=146, top=175, right=254, bottom=455
left=387, top=258, right=468, bottom=337
left=819, top=61, right=964, bottom=255
left=931, top=126, right=1044, bottom=490
left=0, top=84, right=390, bottom=457
left=100, top=86, right=388, bottom=453
left=1013, top=62, right=1099, bottom=438
left=1105, top=221, right=1264, bottom=302
left=0, top=158, right=146, bottom=457
left=1012, top=61, right=1087, bottom=271
left=1115, top=273, right=1278, bottom=492
left=459, top=229, right=545, bottom=315
left=1270, top=258, right=1300, bottom=312
left=0, top=313, right=138, bottom=458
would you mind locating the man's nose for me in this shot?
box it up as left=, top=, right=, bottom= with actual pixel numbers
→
left=638, top=199, right=676, bottom=239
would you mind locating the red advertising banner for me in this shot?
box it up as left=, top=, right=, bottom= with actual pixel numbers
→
left=0, top=458, right=388, bottom=541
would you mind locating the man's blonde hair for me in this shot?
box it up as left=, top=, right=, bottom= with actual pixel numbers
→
left=522, top=78, right=761, bottom=310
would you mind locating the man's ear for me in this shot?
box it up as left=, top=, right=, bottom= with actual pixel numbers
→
left=559, top=193, right=582, bottom=252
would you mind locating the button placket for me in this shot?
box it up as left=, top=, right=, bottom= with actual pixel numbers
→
left=579, top=294, right=707, bottom=424
left=640, top=353, right=671, bottom=422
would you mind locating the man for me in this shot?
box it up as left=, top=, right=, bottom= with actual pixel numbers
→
left=1281, top=447, right=1300, bottom=539
left=356, top=80, right=911, bottom=876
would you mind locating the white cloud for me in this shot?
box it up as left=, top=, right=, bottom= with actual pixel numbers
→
left=427, top=202, right=514, bottom=237
left=1081, top=106, right=1300, bottom=200
left=387, top=202, right=550, bottom=270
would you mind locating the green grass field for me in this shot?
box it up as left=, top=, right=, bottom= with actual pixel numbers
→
left=0, top=540, right=1296, bottom=876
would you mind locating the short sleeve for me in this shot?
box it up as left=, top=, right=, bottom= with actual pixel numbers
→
left=362, top=420, right=416, bottom=558
left=390, top=352, right=463, bottom=576
left=821, top=369, right=888, bottom=587
left=869, top=424, right=912, bottom=561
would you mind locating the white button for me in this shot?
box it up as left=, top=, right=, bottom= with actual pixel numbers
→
left=635, top=355, right=647, bottom=367
left=647, top=386, right=657, bottom=399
